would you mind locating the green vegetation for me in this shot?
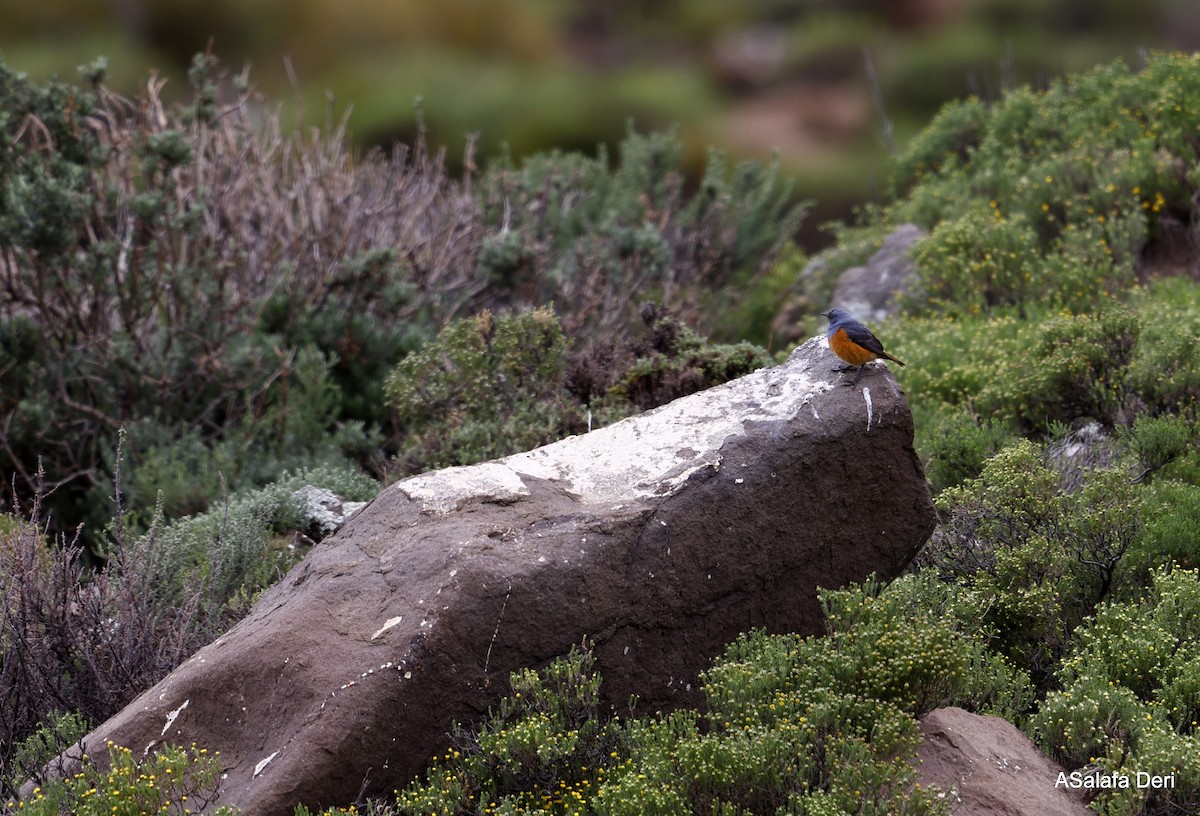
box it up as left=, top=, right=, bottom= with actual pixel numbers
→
left=385, top=307, right=587, bottom=472
left=837, top=53, right=1200, bottom=318
left=0, top=53, right=426, bottom=539
left=1033, top=568, right=1200, bottom=816
left=2, top=712, right=90, bottom=800
left=0, top=463, right=377, bottom=801
left=6, top=741, right=235, bottom=815
left=474, top=128, right=806, bottom=342
left=887, top=280, right=1200, bottom=492
left=383, top=303, right=773, bottom=474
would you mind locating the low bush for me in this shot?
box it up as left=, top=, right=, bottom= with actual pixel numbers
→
left=1032, top=567, right=1200, bottom=816
left=812, top=53, right=1200, bottom=316
left=385, top=307, right=587, bottom=473
left=891, top=277, right=1200, bottom=484
left=7, top=741, right=237, bottom=815
left=918, top=412, right=1015, bottom=495
left=391, top=642, right=625, bottom=815
left=1126, top=278, right=1200, bottom=415
left=909, top=203, right=1040, bottom=315
left=129, top=462, right=380, bottom=623
left=0, top=509, right=211, bottom=797
left=1132, top=479, right=1200, bottom=581
left=1122, top=413, right=1196, bottom=484
left=593, top=304, right=773, bottom=413
left=1, top=711, right=89, bottom=802
left=0, top=463, right=378, bottom=790
left=919, top=440, right=1141, bottom=687
left=972, top=308, right=1138, bottom=432
left=892, top=306, right=1139, bottom=437
left=384, top=305, right=773, bottom=477
left=0, top=54, right=459, bottom=542
left=474, top=128, right=807, bottom=341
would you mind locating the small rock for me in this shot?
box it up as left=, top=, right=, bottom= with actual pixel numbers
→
left=915, top=707, right=1091, bottom=816
left=831, top=223, right=926, bottom=322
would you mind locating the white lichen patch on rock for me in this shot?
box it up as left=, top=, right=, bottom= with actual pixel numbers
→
left=254, top=751, right=279, bottom=777
left=398, top=462, right=531, bottom=514
left=371, top=616, right=403, bottom=640
left=160, top=699, right=189, bottom=737
left=394, top=346, right=829, bottom=512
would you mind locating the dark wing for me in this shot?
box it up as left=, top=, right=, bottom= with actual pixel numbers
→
left=839, top=319, right=888, bottom=356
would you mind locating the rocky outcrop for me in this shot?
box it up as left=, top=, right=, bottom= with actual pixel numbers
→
left=915, top=707, right=1091, bottom=816
left=831, top=222, right=926, bottom=322
left=61, top=335, right=934, bottom=815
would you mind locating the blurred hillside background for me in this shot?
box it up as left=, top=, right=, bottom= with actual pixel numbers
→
left=5, top=0, right=1200, bottom=251
left=7, top=6, right=1200, bottom=811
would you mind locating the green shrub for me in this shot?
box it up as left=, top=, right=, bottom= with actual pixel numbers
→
left=600, top=581, right=988, bottom=815
left=824, top=52, right=1200, bottom=317
left=1122, top=413, right=1196, bottom=484
left=1133, top=480, right=1200, bottom=579
left=920, top=411, right=1015, bottom=494
left=385, top=305, right=774, bottom=476
left=910, top=203, right=1039, bottom=315
left=0, top=55, right=465, bottom=542
left=971, top=307, right=1138, bottom=432
left=131, top=463, right=379, bottom=622
left=870, top=571, right=1039, bottom=722
left=893, top=278, right=1200, bottom=491
left=392, top=642, right=624, bottom=815
left=1034, top=673, right=1150, bottom=769
left=1032, top=567, right=1200, bottom=815
left=474, top=127, right=807, bottom=341
left=893, top=304, right=1143, bottom=440
left=2, top=711, right=90, bottom=801
left=922, top=439, right=1141, bottom=686
left=256, top=247, right=429, bottom=426
left=101, top=347, right=385, bottom=529
left=0, top=511, right=217, bottom=791
left=597, top=306, right=773, bottom=413
left=296, top=804, right=393, bottom=816
left=390, top=581, right=1032, bottom=815
left=1127, top=278, right=1200, bottom=415
left=385, top=307, right=587, bottom=473
left=8, top=741, right=237, bottom=815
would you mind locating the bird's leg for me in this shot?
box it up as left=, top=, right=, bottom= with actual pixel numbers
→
left=848, top=365, right=866, bottom=387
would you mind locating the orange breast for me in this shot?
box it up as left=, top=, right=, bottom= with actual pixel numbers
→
left=829, top=327, right=879, bottom=367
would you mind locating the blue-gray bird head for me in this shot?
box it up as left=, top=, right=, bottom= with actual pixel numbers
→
left=820, top=307, right=854, bottom=328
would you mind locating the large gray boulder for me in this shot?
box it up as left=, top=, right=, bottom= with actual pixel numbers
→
left=62, top=335, right=934, bottom=815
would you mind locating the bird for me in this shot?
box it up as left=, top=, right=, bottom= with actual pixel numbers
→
left=820, top=307, right=905, bottom=386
